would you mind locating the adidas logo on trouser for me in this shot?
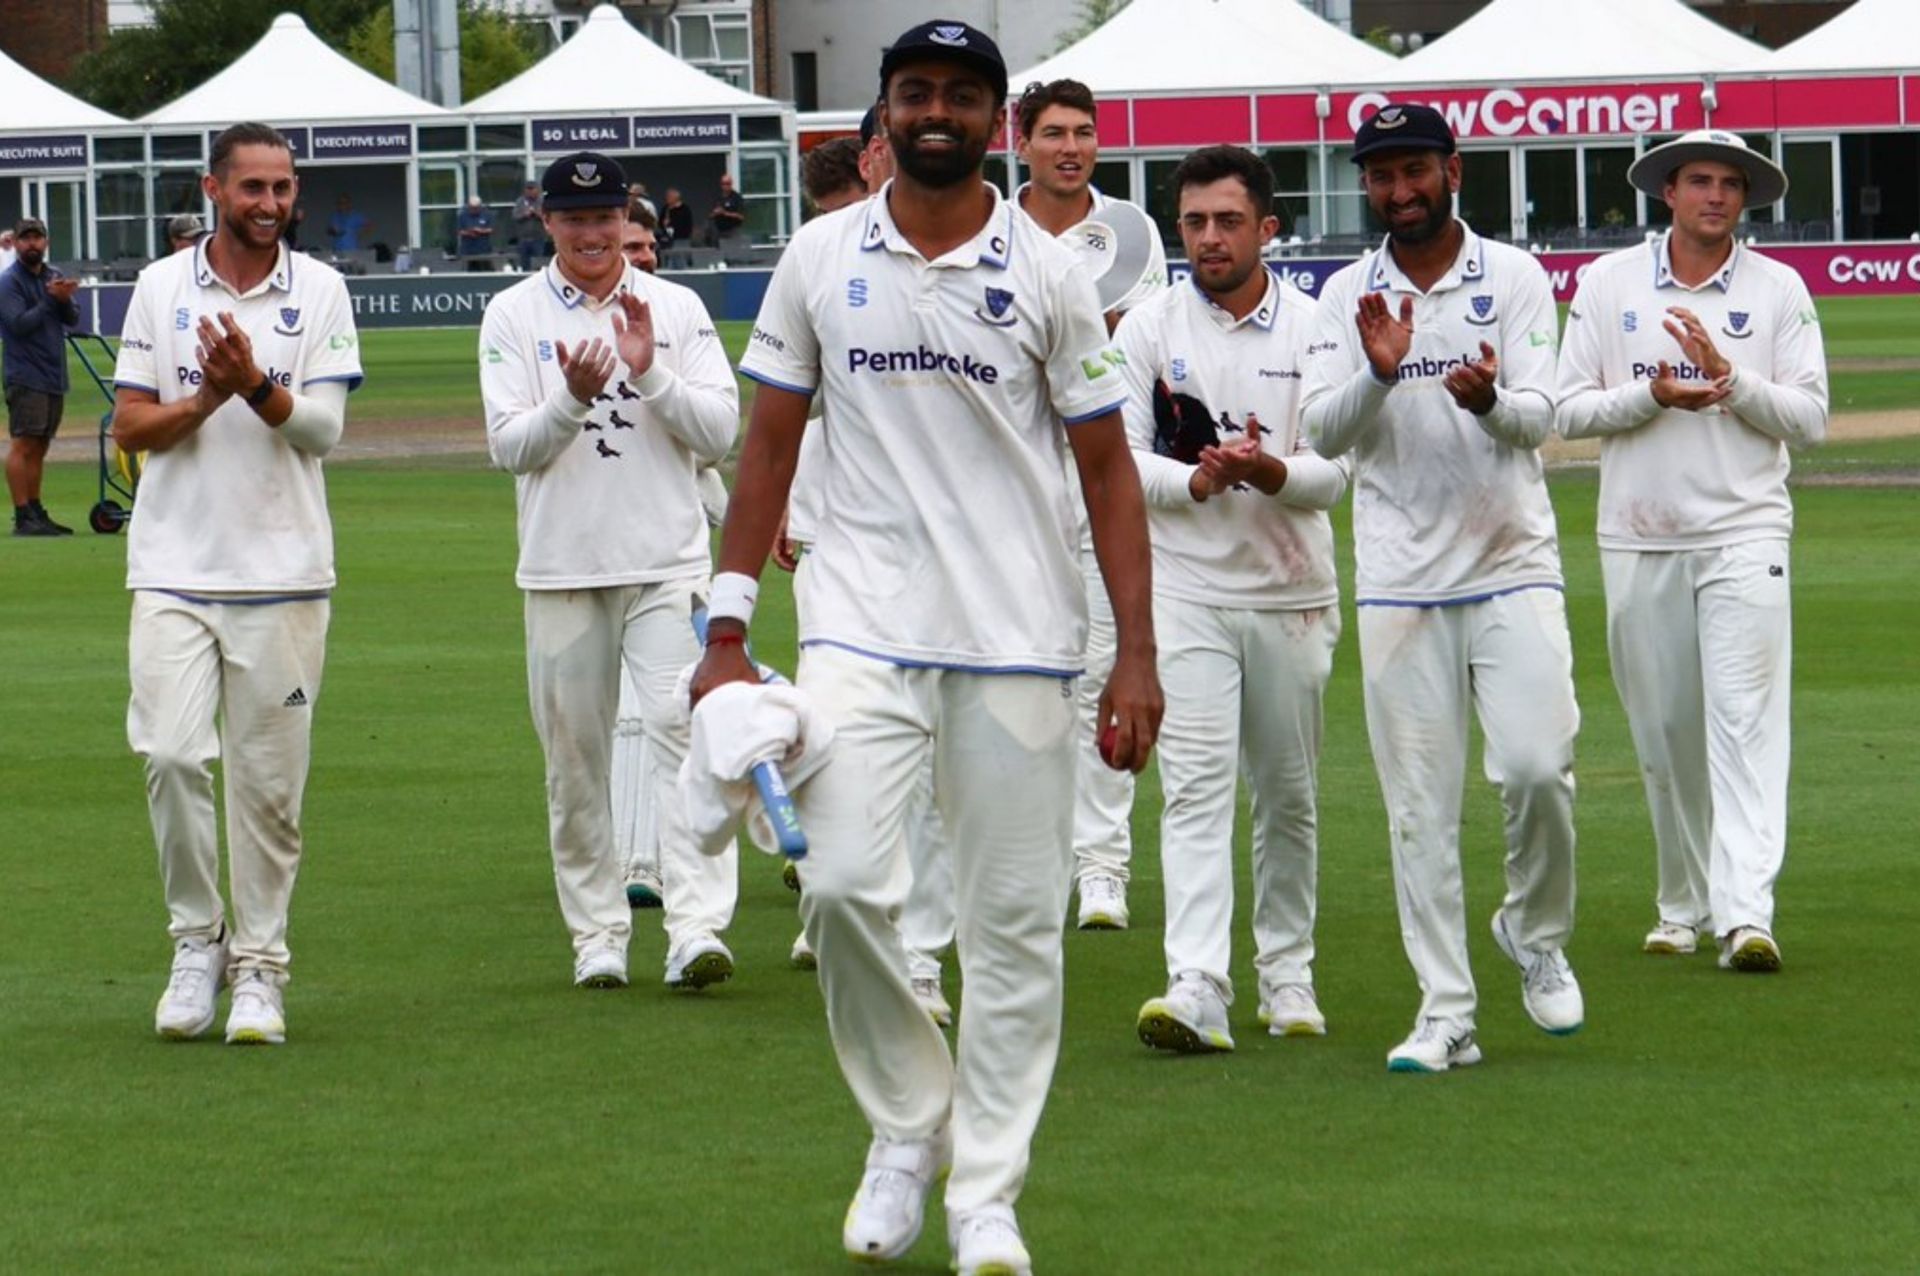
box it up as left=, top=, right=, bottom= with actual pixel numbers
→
left=283, top=688, right=308, bottom=708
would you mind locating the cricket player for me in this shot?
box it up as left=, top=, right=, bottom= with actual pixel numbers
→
left=1302, top=104, right=1583, bottom=1073
left=691, top=22, right=1160, bottom=1273
left=1118, top=145, right=1348, bottom=1052
left=480, top=151, right=739, bottom=991
left=609, top=201, right=729, bottom=913
left=1014, top=76, right=1168, bottom=930
left=1556, top=130, right=1827, bottom=972
left=111, top=122, right=363, bottom=1045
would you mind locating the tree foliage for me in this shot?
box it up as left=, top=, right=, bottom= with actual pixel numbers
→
left=66, top=0, right=538, bottom=117
left=67, top=0, right=385, bottom=117
left=1053, top=0, right=1133, bottom=54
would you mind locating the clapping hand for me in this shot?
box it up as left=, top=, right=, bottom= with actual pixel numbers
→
left=556, top=337, right=618, bottom=406
left=610, top=292, right=655, bottom=380
left=196, top=312, right=259, bottom=398
left=1356, top=292, right=1414, bottom=383
left=1442, top=341, right=1500, bottom=415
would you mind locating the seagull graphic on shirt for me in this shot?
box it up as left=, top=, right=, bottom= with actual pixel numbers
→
left=595, top=439, right=621, bottom=459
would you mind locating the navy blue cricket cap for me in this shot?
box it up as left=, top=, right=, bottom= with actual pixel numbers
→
left=539, top=151, right=628, bottom=210
left=879, top=20, right=1008, bottom=103
left=1351, top=103, right=1456, bottom=163
left=859, top=103, right=879, bottom=147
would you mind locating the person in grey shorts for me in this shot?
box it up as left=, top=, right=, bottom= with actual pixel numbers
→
left=2, top=216, right=81, bottom=536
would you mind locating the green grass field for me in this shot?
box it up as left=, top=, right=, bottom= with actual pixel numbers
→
left=4, top=416, right=1918, bottom=1271
left=59, top=295, right=1920, bottom=427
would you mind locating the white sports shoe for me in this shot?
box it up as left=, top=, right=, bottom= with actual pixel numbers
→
left=1258, top=982, right=1327, bottom=1037
left=949, top=1203, right=1033, bottom=1276
left=224, top=969, right=286, bottom=1046
left=1387, top=1016, right=1481, bottom=1073
left=1136, top=971, right=1234, bottom=1054
left=1643, top=921, right=1701, bottom=955
left=911, top=976, right=953, bottom=1028
left=1076, top=873, right=1129, bottom=930
left=154, top=930, right=230, bottom=1040
left=1491, top=907, right=1584, bottom=1035
left=1718, top=926, right=1782, bottom=973
left=573, top=945, right=628, bottom=989
left=789, top=930, right=816, bottom=970
left=842, top=1131, right=950, bottom=1264
left=624, top=866, right=663, bottom=910
left=664, top=934, right=734, bottom=990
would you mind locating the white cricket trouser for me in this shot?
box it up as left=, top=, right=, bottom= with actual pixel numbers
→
left=1155, top=598, right=1338, bottom=1001
left=611, top=669, right=659, bottom=883
left=1358, top=588, right=1580, bottom=1024
left=524, top=579, right=735, bottom=957
left=1602, top=540, right=1791, bottom=937
left=896, top=754, right=953, bottom=982
left=795, top=645, right=1076, bottom=1214
left=127, top=591, right=329, bottom=978
left=1073, top=547, right=1137, bottom=883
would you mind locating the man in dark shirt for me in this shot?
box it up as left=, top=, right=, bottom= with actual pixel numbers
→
left=457, top=196, right=496, bottom=269
left=1, top=218, right=81, bottom=536
left=661, top=188, right=693, bottom=246
left=708, top=173, right=747, bottom=244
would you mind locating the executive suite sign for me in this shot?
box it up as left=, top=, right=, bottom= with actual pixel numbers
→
left=0, top=135, right=88, bottom=172
left=631, top=114, right=734, bottom=149
left=309, top=124, right=413, bottom=160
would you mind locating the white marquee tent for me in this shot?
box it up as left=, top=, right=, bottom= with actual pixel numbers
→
left=465, top=2, right=779, bottom=115
left=1010, top=0, right=1397, bottom=92
left=0, top=48, right=123, bottom=129
left=1753, top=0, right=1920, bottom=73
left=141, top=13, right=448, bottom=124
left=1380, top=0, right=1767, bottom=83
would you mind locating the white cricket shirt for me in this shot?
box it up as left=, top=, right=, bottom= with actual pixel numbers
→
left=1113, top=272, right=1347, bottom=610
left=1301, top=224, right=1564, bottom=606
left=114, top=241, right=362, bottom=593
left=480, top=261, right=738, bottom=590
left=738, top=182, right=1127, bottom=674
left=1555, top=234, right=1829, bottom=551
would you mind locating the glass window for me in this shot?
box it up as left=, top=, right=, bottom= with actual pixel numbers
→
left=1523, top=148, right=1577, bottom=242
left=419, top=125, right=468, bottom=154
left=1091, top=159, right=1129, bottom=202
left=715, top=20, right=749, bottom=62
left=739, top=115, right=783, bottom=144
left=1143, top=157, right=1183, bottom=249
left=154, top=168, right=203, bottom=217
left=97, top=220, right=147, bottom=262
left=476, top=123, right=526, bottom=152
left=1302, top=145, right=1367, bottom=242
left=94, top=136, right=143, bottom=164
left=152, top=134, right=204, bottom=162
left=739, top=148, right=789, bottom=240
left=1457, top=149, right=1512, bottom=241
left=94, top=170, right=146, bottom=219
left=1582, top=145, right=1636, bottom=233
left=678, top=15, right=714, bottom=59
left=418, top=163, right=465, bottom=256
left=1783, top=139, right=1835, bottom=237
left=478, top=159, right=528, bottom=206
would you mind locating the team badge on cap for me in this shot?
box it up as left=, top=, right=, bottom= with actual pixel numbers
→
left=930, top=24, right=969, bottom=45
left=572, top=163, right=601, bottom=187
left=540, top=150, right=629, bottom=210
left=1374, top=107, right=1408, bottom=130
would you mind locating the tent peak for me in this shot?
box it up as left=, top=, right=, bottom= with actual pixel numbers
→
left=270, top=12, right=307, bottom=32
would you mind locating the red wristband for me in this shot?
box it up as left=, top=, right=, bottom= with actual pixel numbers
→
left=705, top=632, right=746, bottom=649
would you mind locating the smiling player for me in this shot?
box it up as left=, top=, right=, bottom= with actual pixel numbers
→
left=1302, top=104, right=1583, bottom=1073
left=1556, top=130, right=1828, bottom=972
left=1014, top=77, right=1168, bottom=931
left=692, top=21, right=1160, bottom=1274
left=479, top=151, right=740, bottom=993
left=111, top=122, right=363, bottom=1046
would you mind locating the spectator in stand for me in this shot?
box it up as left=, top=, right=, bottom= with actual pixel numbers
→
left=457, top=195, right=496, bottom=269
left=513, top=180, right=544, bottom=271
left=628, top=183, right=658, bottom=222
left=707, top=173, right=746, bottom=245
left=661, top=188, right=693, bottom=246
left=167, top=215, right=206, bottom=254
left=325, top=194, right=371, bottom=253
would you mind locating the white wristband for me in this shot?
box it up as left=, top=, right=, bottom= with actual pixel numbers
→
left=708, top=571, right=759, bottom=627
